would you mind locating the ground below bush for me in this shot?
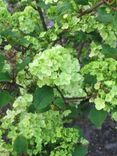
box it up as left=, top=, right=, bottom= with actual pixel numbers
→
left=77, top=118, right=117, bottom=156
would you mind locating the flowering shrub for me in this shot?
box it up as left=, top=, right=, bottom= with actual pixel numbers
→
left=0, top=0, right=117, bottom=155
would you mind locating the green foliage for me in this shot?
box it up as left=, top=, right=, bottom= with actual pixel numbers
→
left=0, top=0, right=117, bottom=155
left=29, top=45, right=86, bottom=97
left=0, top=72, right=11, bottom=82
left=82, top=58, right=117, bottom=112
left=32, top=86, right=54, bottom=111
left=88, top=108, right=107, bottom=128
left=0, top=91, right=12, bottom=107
left=0, top=54, right=5, bottom=71
left=75, top=0, right=88, bottom=5
left=13, top=135, right=28, bottom=155
left=12, top=6, right=40, bottom=34
left=73, top=145, right=88, bottom=156
left=0, top=93, right=85, bottom=156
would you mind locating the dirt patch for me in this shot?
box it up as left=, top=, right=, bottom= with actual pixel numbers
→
left=87, top=119, right=117, bottom=156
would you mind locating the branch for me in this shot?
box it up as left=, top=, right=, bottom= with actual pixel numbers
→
left=52, top=29, right=68, bottom=46
left=54, top=85, right=67, bottom=104
left=77, top=1, right=105, bottom=18
left=54, top=85, right=90, bottom=104
left=77, top=41, right=86, bottom=65
left=52, top=1, right=104, bottom=46
left=65, top=96, right=89, bottom=101
left=1, top=82, right=24, bottom=92
left=35, top=0, right=47, bottom=31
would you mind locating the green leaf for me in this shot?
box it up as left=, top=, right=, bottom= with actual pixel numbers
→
left=13, top=135, right=28, bottom=155
left=0, top=91, right=12, bottom=107
left=102, top=44, right=117, bottom=58
left=67, top=106, right=80, bottom=119
left=72, top=145, right=88, bottom=156
left=88, top=108, right=107, bottom=128
left=0, top=54, right=5, bottom=71
left=33, top=86, right=54, bottom=111
left=97, top=7, right=113, bottom=24
left=16, top=57, right=31, bottom=72
left=54, top=97, right=65, bottom=109
left=113, top=12, right=117, bottom=30
left=84, top=74, right=97, bottom=86
left=75, top=0, right=88, bottom=5
left=0, top=72, right=11, bottom=82
left=28, top=104, right=36, bottom=113
left=28, top=104, right=50, bottom=113
left=112, top=111, right=117, bottom=121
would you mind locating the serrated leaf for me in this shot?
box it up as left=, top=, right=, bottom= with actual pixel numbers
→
left=72, top=145, right=88, bottom=156
left=88, top=108, right=107, bottom=128
left=33, top=86, right=54, bottom=111
left=13, top=135, right=28, bottom=155
left=0, top=91, right=12, bottom=107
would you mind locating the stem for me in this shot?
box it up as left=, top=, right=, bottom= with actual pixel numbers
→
left=35, top=0, right=47, bottom=31
left=65, top=96, right=89, bottom=100
left=54, top=85, right=67, bottom=104
left=54, top=86, right=90, bottom=104
left=77, top=41, right=85, bottom=66
left=77, top=1, right=105, bottom=18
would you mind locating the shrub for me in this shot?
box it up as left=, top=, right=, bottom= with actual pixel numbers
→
left=0, top=0, right=117, bottom=155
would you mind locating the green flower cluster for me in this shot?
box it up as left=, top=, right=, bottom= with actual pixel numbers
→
left=89, top=42, right=103, bottom=58
left=16, top=70, right=33, bottom=88
left=0, top=0, right=11, bottom=31
left=29, top=45, right=86, bottom=97
left=45, top=0, right=58, bottom=4
left=76, top=15, right=116, bottom=48
left=12, top=6, right=39, bottom=34
left=82, top=58, right=117, bottom=112
left=98, top=24, right=117, bottom=48
left=0, top=93, right=81, bottom=156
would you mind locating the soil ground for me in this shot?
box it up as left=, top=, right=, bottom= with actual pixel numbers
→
left=65, top=115, right=117, bottom=156
left=83, top=118, right=117, bottom=156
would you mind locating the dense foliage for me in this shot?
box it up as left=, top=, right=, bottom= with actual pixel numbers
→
left=0, top=0, right=117, bottom=155
left=0, top=93, right=83, bottom=156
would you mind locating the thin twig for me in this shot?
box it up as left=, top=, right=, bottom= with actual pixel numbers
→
left=65, top=96, right=89, bottom=101
left=77, top=1, right=105, bottom=18
left=54, top=85, right=67, bottom=104
left=54, top=86, right=89, bottom=104
left=35, top=0, right=47, bottom=31
left=3, top=82, right=24, bottom=88
left=77, top=41, right=86, bottom=66
left=52, top=29, right=68, bottom=46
